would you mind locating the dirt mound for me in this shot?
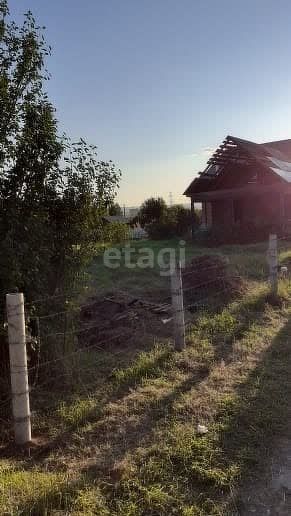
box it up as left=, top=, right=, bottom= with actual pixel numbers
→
left=182, top=255, right=243, bottom=308
left=78, top=294, right=173, bottom=348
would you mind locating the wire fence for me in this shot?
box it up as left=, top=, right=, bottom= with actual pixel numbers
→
left=2, top=232, right=291, bottom=444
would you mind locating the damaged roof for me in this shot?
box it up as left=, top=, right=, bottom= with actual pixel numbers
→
left=184, top=135, right=291, bottom=197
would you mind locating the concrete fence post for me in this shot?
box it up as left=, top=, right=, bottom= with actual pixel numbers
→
left=268, top=234, right=278, bottom=296
left=171, top=260, right=186, bottom=351
left=6, top=293, right=31, bottom=445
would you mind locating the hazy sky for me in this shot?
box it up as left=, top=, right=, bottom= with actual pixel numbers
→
left=8, top=0, right=291, bottom=206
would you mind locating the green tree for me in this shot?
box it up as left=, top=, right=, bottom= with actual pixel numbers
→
left=146, top=205, right=196, bottom=239
left=138, top=197, right=167, bottom=226
left=167, top=205, right=194, bottom=236
left=0, top=1, right=121, bottom=300
left=108, top=202, right=122, bottom=216
left=0, top=2, right=63, bottom=296
left=50, top=139, right=121, bottom=293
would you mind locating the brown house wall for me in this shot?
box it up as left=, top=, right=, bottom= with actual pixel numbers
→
left=211, top=200, right=234, bottom=227
left=206, top=193, right=284, bottom=229
left=235, top=194, right=282, bottom=225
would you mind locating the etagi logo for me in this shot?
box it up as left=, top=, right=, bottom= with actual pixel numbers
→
left=103, top=241, right=186, bottom=276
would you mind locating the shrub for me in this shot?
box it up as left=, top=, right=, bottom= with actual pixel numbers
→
left=146, top=220, right=176, bottom=239
left=146, top=205, right=195, bottom=239
left=102, top=222, right=130, bottom=244
left=138, top=197, right=167, bottom=226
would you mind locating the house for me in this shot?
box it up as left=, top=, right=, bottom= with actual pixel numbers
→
left=184, top=135, right=291, bottom=237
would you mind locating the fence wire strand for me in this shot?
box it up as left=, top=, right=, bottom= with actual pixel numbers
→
left=3, top=232, right=290, bottom=438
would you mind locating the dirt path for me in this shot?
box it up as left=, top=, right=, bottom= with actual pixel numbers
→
left=236, top=438, right=291, bottom=515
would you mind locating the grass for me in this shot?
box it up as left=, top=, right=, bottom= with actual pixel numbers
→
left=2, top=238, right=291, bottom=514
left=88, top=238, right=269, bottom=298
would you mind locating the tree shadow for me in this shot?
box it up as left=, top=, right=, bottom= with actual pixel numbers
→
left=0, top=289, right=271, bottom=465
left=6, top=290, right=291, bottom=514
left=0, top=335, right=174, bottom=460
left=17, top=364, right=210, bottom=515
left=82, top=364, right=210, bottom=481
left=187, top=290, right=270, bottom=366
left=214, top=315, right=291, bottom=513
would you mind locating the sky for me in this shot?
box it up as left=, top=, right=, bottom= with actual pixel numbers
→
left=7, top=0, right=291, bottom=206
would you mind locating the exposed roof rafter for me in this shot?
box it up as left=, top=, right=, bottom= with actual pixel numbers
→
left=207, top=136, right=255, bottom=166
left=184, top=134, right=291, bottom=197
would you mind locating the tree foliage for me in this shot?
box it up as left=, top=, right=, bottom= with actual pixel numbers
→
left=0, top=1, right=121, bottom=301
left=108, top=202, right=122, bottom=216
left=138, top=197, right=167, bottom=226
left=103, top=221, right=129, bottom=244
left=141, top=200, right=196, bottom=239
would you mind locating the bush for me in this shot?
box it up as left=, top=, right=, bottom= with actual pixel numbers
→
left=167, top=205, right=194, bottom=236
left=102, top=222, right=130, bottom=244
left=139, top=197, right=167, bottom=226
left=146, top=205, right=195, bottom=239
left=146, top=220, right=176, bottom=239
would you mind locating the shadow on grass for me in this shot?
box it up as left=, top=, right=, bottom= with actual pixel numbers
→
left=29, top=350, right=209, bottom=471
left=83, top=363, right=210, bottom=479
left=18, top=364, right=210, bottom=515
left=6, top=284, right=291, bottom=514
left=215, top=315, right=291, bottom=513
left=9, top=311, right=291, bottom=515
left=98, top=308, right=291, bottom=514
left=0, top=337, right=175, bottom=451
left=0, top=288, right=270, bottom=460
left=188, top=289, right=270, bottom=366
